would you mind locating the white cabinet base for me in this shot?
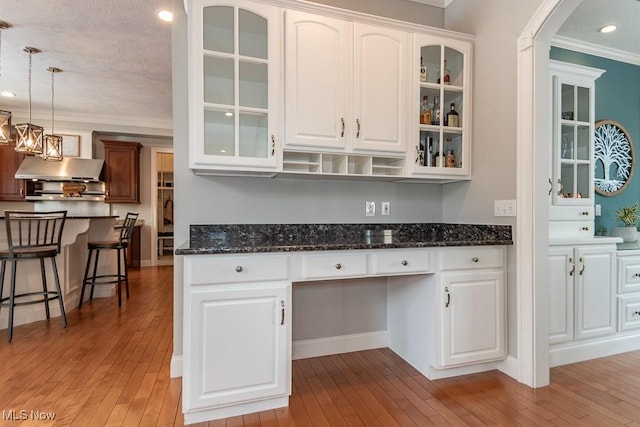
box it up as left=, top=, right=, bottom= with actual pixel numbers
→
left=549, top=333, right=640, bottom=368
left=184, top=396, right=289, bottom=425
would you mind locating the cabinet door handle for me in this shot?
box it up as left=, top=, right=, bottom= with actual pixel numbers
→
left=281, top=301, right=285, bottom=325
left=548, top=178, right=553, bottom=196
left=634, top=273, right=640, bottom=278
left=356, top=119, right=361, bottom=138
left=569, top=257, right=575, bottom=276
left=579, top=257, right=585, bottom=276
left=401, top=260, right=408, bottom=266
left=235, top=266, right=243, bottom=273
left=581, top=226, right=590, bottom=231
left=472, top=257, right=479, bottom=263
left=581, top=211, right=590, bottom=216
left=445, top=286, right=451, bottom=308
left=634, top=310, right=640, bottom=317
left=335, top=263, right=342, bottom=270
left=271, top=135, right=275, bottom=156
left=20, top=188, right=24, bottom=196
left=341, top=117, right=345, bottom=137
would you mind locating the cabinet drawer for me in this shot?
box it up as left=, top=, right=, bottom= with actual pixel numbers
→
left=370, top=249, right=432, bottom=275
left=549, top=221, right=593, bottom=239
left=439, top=247, right=504, bottom=271
left=618, top=296, right=640, bottom=331
left=618, top=257, right=640, bottom=293
left=185, top=254, right=290, bottom=285
left=301, top=252, right=368, bottom=280
left=549, top=205, right=593, bottom=221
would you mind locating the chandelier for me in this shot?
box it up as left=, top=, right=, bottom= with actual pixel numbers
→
left=43, top=66, right=63, bottom=161
left=15, top=47, right=44, bottom=154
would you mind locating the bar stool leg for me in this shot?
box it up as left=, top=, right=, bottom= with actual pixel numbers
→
left=40, top=258, right=51, bottom=320
left=7, top=260, right=17, bottom=342
left=0, top=260, right=5, bottom=319
left=50, top=257, right=67, bottom=328
left=90, top=250, right=100, bottom=301
left=116, top=248, right=122, bottom=307
left=122, top=247, right=130, bottom=299
left=79, top=248, right=93, bottom=309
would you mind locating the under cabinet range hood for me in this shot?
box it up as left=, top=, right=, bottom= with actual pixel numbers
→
left=15, top=156, right=104, bottom=182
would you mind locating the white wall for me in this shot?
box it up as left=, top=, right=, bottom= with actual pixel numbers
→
left=171, top=0, right=447, bottom=362
left=443, top=0, right=544, bottom=358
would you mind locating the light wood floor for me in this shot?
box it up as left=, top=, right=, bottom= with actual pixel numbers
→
left=2, top=266, right=640, bottom=426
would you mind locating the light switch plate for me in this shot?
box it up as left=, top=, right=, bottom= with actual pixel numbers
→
left=381, top=202, right=390, bottom=216
left=494, top=199, right=516, bottom=217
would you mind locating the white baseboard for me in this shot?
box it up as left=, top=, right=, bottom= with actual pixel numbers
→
left=497, top=354, right=519, bottom=380
left=171, top=354, right=183, bottom=378
left=550, top=333, right=640, bottom=367
left=184, top=396, right=288, bottom=425
left=425, top=360, right=501, bottom=380
left=292, top=331, right=389, bottom=360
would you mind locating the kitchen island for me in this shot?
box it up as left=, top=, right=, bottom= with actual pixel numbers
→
left=0, top=216, right=117, bottom=332
left=177, top=223, right=512, bottom=424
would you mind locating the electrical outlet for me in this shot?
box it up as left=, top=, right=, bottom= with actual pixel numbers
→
left=365, top=201, right=376, bottom=217
left=494, top=199, right=516, bottom=217
left=381, top=202, right=390, bottom=216
left=595, top=204, right=601, bottom=216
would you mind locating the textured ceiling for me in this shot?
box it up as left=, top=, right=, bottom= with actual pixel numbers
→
left=0, top=0, right=173, bottom=130
left=556, top=0, right=640, bottom=56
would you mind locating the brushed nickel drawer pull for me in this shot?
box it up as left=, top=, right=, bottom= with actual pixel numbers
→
left=472, top=257, right=479, bottom=263
left=335, top=263, right=342, bottom=270
left=445, top=287, right=451, bottom=308
left=281, top=301, right=285, bottom=325
left=235, top=266, right=243, bottom=273
left=401, top=260, right=408, bottom=266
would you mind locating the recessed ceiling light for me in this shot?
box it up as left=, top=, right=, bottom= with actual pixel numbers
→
left=599, top=24, right=617, bottom=33
left=158, top=10, right=173, bottom=22
left=1, top=91, right=16, bottom=97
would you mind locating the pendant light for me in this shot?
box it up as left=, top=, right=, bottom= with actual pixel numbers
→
left=15, top=47, right=44, bottom=154
left=43, top=67, right=63, bottom=161
left=0, top=21, right=12, bottom=144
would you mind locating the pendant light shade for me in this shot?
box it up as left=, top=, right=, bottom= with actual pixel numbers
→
left=15, top=46, right=44, bottom=155
left=0, top=110, right=11, bottom=144
left=43, top=66, right=63, bottom=161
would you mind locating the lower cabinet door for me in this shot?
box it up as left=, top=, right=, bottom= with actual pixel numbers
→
left=439, top=271, right=505, bottom=367
left=549, top=246, right=574, bottom=344
left=184, top=281, right=291, bottom=412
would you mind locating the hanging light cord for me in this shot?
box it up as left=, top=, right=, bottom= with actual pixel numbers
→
left=27, top=49, right=33, bottom=123
left=50, top=69, right=55, bottom=134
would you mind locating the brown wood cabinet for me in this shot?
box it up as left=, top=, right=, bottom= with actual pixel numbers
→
left=0, top=142, right=26, bottom=201
left=102, top=140, right=142, bottom=204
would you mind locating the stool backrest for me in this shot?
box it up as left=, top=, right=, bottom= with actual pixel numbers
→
left=4, top=210, right=67, bottom=255
left=119, top=212, right=139, bottom=244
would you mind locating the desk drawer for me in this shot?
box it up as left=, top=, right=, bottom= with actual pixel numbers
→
left=185, top=254, right=289, bottom=285
left=301, top=252, right=368, bottom=280
left=371, top=249, right=432, bottom=275
left=439, top=247, right=505, bottom=271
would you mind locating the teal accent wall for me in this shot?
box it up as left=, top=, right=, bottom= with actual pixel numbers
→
left=550, top=47, right=640, bottom=235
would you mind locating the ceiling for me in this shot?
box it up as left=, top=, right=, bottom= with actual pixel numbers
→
left=0, top=0, right=638, bottom=137
left=556, top=0, right=640, bottom=57
left=0, top=0, right=173, bottom=132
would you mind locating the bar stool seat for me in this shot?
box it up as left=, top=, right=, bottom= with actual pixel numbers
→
left=79, top=212, right=138, bottom=308
left=0, top=210, right=68, bottom=342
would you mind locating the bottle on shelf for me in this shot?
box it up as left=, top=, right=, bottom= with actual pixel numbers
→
left=420, top=57, right=427, bottom=82
left=437, top=59, right=451, bottom=85
left=431, top=96, right=440, bottom=126
left=420, top=95, right=431, bottom=125
left=425, top=136, right=433, bottom=166
left=446, top=150, right=456, bottom=167
left=446, top=103, right=459, bottom=127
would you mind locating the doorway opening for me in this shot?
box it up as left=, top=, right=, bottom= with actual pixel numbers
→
left=152, top=148, right=174, bottom=266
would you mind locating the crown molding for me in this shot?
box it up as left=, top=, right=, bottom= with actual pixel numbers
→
left=552, top=35, right=640, bottom=66
left=406, top=0, right=455, bottom=7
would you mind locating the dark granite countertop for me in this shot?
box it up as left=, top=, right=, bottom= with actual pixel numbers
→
left=176, top=223, right=513, bottom=255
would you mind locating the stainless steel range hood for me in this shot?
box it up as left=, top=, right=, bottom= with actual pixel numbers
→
left=15, top=156, right=104, bottom=182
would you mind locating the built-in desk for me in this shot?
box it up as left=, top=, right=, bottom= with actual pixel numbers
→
left=177, top=223, right=512, bottom=424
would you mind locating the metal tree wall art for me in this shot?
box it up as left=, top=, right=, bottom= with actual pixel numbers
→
left=594, top=120, right=634, bottom=196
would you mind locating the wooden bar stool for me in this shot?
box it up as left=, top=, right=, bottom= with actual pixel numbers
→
left=0, top=210, right=68, bottom=342
left=79, top=212, right=139, bottom=308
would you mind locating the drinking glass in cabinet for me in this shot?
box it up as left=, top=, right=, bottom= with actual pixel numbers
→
left=560, top=125, right=574, bottom=159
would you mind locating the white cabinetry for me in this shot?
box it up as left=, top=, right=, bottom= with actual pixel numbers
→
left=183, top=255, right=291, bottom=423
left=616, top=253, right=640, bottom=332
left=549, top=61, right=604, bottom=238
left=188, top=0, right=281, bottom=174
left=549, top=243, right=617, bottom=366
left=437, top=247, right=505, bottom=367
left=284, top=10, right=408, bottom=154
left=410, top=34, right=472, bottom=180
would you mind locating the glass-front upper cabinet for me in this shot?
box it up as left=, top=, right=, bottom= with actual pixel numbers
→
left=189, top=0, right=281, bottom=173
left=409, top=34, right=473, bottom=180
left=550, top=60, right=604, bottom=207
